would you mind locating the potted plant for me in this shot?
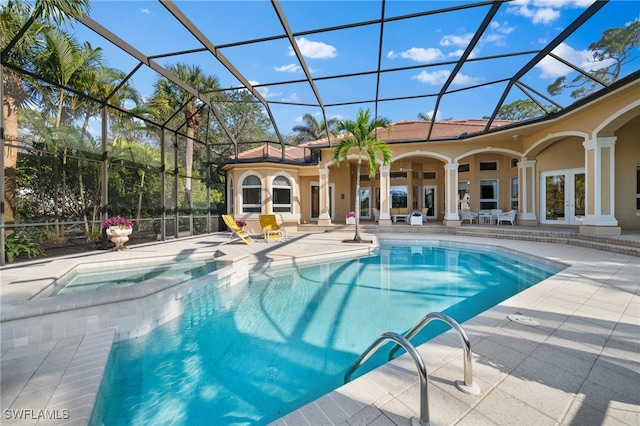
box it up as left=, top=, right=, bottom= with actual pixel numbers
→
left=103, top=216, right=133, bottom=251
left=345, top=211, right=357, bottom=225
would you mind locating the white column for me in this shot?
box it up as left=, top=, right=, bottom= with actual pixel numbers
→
left=379, top=165, right=391, bottom=224
left=444, top=163, right=461, bottom=225
left=517, top=159, right=537, bottom=222
left=582, top=137, right=618, bottom=228
left=318, top=168, right=331, bottom=225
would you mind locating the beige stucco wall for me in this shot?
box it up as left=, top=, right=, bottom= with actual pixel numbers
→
left=223, top=79, right=640, bottom=231
left=614, top=119, right=640, bottom=229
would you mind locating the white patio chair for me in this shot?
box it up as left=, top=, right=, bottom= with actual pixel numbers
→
left=460, top=210, right=478, bottom=224
left=497, top=209, right=516, bottom=225
left=490, top=209, right=503, bottom=224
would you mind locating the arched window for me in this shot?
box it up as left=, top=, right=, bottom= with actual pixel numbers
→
left=242, top=175, right=262, bottom=213
left=272, top=175, right=292, bottom=213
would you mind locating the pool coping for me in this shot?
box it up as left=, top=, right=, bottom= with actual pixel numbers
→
left=1, top=232, right=638, bottom=425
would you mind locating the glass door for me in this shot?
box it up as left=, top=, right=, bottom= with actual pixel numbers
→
left=541, top=169, right=584, bottom=225
left=360, top=187, right=371, bottom=218
left=423, top=186, right=436, bottom=218
left=310, top=183, right=334, bottom=221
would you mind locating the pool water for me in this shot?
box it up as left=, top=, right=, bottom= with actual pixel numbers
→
left=91, top=243, right=562, bottom=425
left=37, top=260, right=219, bottom=297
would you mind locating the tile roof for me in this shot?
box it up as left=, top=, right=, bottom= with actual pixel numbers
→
left=233, top=119, right=516, bottom=162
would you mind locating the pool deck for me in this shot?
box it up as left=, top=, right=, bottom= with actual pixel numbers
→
left=1, top=227, right=638, bottom=425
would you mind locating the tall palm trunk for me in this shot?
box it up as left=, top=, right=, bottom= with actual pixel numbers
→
left=354, top=158, right=362, bottom=242
left=137, top=170, right=145, bottom=223
left=2, top=69, right=27, bottom=225
left=2, top=89, right=18, bottom=224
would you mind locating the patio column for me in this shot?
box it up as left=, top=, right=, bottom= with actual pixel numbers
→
left=317, top=168, right=332, bottom=226
left=444, top=163, right=461, bottom=226
left=580, top=136, right=620, bottom=235
left=378, top=165, right=391, bottom=225
left=517, top=159, right=537, bottom=225
left=263, top=175, right=272, bottom=214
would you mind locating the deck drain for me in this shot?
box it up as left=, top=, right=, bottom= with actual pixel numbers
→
left=507, top=314, right=540, bottom=327
left=265, top=367, right=280, bottom=379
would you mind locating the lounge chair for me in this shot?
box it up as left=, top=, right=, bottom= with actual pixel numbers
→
left=497, top=209, right=516, bottom=225
left=222, top=215, right=254, bottom=244
left=259, top=214, right=287, bottom=243
left=460, top=210, right=478, bottom=224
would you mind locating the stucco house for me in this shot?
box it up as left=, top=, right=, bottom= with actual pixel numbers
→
left=221, top=73, right=640, bottom=236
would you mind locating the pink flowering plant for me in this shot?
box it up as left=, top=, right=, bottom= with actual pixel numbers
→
left=102, top=216, right=133, bottom=229
left=346, top=211, right=356, bottom=219
left=235, top=219, right=247, bottom=228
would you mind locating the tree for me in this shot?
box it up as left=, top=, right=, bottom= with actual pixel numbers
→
left=292, top=113, right=338, bottom=143
left=332, top=108, right=393, bottom=243
left=417, top=112, right=431, bottom=121
left=496, top=99, right=558, bottom=121
left=547, top=20, right=640, bottom=98
left=1, top=0, right=90, bottom=224
left=147, top=63, right=221, bottom=208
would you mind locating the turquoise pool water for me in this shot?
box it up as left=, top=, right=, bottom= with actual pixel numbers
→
left=36, top=260, right=219, bottom=297
left=91, top=242, right=562, bottom=425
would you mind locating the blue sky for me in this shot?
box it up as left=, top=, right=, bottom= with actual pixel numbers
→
left=61, top=0, right=640, bottom=135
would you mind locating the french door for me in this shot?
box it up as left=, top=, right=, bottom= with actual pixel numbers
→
left=310, top=183, right=334, bottom=221
left=423, top=186, right=436, bottom=218
left=540, top=169, right=585, bottom=225
left=360, top=187, right=371, bottom=219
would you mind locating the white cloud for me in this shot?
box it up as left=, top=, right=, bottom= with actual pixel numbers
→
left=412, top=70, right=482, bottom=86
left=533, top=0, right=593, bottom=8
left=482, top=34, right=506, bottom=46
left=440, top=33, right=473, bottom=47
left=413, top=70, right=450, bottom=85
left=422, top=110, right=443, bottom=120
left=489, top=21, right=515, bottom=35
left=447, top=48, right=480, bottom=59
left=290, top=37, right=336, bottom=59
left=275, top=64, right=301, bottom=73
left=532, top=7, right=560, bottom=24
left=388, top=47, right=444, bottom=62
left=141, top=8, right=151, bottom=14
left=506, top=0, right=591, bottom=25
left=535, top=42, right=614, bottom=78
left=249, top=80, right=280, bottom=98
left=282, top=93, right=300, bottom=103
left=452, top=73, right=483, bottom=86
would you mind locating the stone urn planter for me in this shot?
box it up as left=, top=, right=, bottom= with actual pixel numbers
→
left=107, top=226, right=133, bottom=251
left=103, top=216, right=134, bottom=251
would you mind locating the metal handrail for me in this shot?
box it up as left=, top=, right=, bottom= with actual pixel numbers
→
left=344, top=331, right=430, bottom=426
left=389, top=312, right=480, bottom=395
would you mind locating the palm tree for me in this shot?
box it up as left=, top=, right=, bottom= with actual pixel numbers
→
left=147, top=63, right=220, bottom=207
left=332, top=108, right=393, bottom=243
left=1, top=0, right=90, bottom=224
left=417, top=112, right=431, bottom=121
left=292, top=113, right=338, bottom=143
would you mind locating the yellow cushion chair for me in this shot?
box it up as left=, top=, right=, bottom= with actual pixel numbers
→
left=222, top=215, right=254, bottom=244
left=259, top=214, right=287, bottom=243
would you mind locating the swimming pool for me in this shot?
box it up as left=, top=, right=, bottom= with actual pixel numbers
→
left=35, top=259, right=220, bottom=297
left=91, top=242, right=563, bottom=425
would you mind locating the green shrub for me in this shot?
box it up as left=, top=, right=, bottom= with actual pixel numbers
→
left=5, top=232, right=44, bottom=263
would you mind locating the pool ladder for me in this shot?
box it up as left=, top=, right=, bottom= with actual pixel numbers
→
left=344, top=312, right=481, bottom=426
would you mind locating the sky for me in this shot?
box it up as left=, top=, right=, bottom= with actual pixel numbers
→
left=45, top=0, right=640, bottom=135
